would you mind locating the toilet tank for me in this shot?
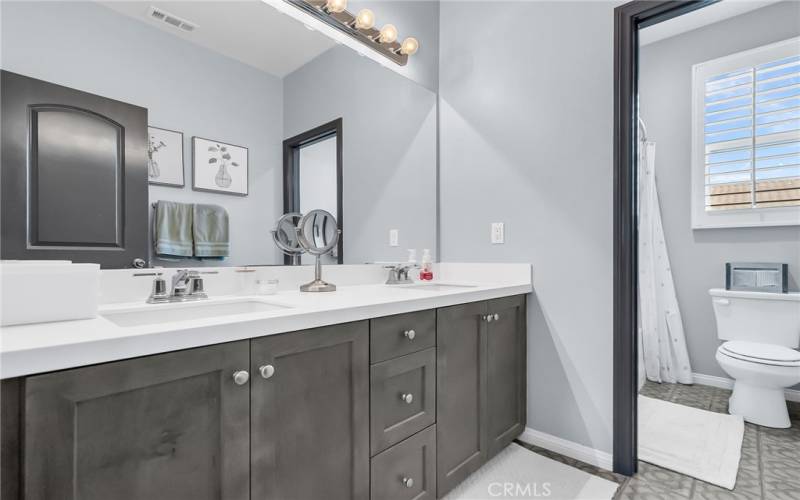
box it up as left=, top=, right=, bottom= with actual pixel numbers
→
left=710, top=288, right=800, bottom=347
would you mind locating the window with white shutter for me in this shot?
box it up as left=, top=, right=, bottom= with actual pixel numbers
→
left=691, top=37, right=800, bottom=228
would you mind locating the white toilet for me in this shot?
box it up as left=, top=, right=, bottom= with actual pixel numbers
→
left=711, top=288, right=800, bottom=428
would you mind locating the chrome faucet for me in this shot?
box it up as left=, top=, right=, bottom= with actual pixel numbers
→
left=145, top=269, right=211, bottom=303
left=384, top=264, right=419, bottom=285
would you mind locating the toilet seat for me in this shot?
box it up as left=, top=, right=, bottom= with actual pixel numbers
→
left=719, top=341, right=800, bottom=367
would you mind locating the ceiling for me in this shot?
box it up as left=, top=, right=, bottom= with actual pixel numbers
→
left=99, top=1, right=337, bottom=78
left=640, top=0, right=783, bottom=46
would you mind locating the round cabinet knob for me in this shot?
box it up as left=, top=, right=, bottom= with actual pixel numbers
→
left=404, top=329, right=416, bottom=340
left=233, top=370, right=250, bottom=386
left=401, top=393, right=414, bottom=404
left=486, top=314, right=493, bottom=323
left=132, top=258, right=146, bottom=269
left=402, top=477, right=414, bottom=488
left=494, top=313, right=500, bottom=321
left=259, top=364, right=276, bottom=379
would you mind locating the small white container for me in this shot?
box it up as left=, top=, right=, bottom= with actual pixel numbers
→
left=1, top=260, right=101, bottom=326
left=255, top=279, right=279, bottom=295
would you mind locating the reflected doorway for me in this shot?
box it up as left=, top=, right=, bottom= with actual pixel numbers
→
left=283, top=118, right=343, bottom=265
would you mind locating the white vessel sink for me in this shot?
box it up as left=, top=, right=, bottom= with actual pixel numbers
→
left=396, top=283, right=477, bottom=292
left=102, top=298, right=291, bottom=327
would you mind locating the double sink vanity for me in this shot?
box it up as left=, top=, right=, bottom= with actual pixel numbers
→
left=0, top=263, right=532, bottom=500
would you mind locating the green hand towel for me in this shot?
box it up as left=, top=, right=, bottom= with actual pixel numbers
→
left=193, top=204, right=230, bottom=258
left=155, top=201, right=193, bottom=257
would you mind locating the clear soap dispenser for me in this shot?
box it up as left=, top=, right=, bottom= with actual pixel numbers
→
left=420, top=249, right=433, bottom=281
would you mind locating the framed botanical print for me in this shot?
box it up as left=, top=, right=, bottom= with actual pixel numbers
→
left=192, top=137, right=248, bottom=196
left=147, top=126, right=185, bottom=187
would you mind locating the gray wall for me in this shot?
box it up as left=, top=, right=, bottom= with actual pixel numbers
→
left=640, top=1, right=800, bottom=384
left=438, top=1, right=618, bottom=453
left=284, top=45, right=437, bottom=264
left=0, top=1, right=285, bottom=266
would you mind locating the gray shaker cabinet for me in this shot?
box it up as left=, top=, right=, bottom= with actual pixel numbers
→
left=487, top=295, right=527, bottom=458
left=436, top=295, right=527, bottom=497
left=436, top=300, right=489, bottom=497
left=250, top=321, right=370, bottom=500
left=21, top=341, right=251, bottom=500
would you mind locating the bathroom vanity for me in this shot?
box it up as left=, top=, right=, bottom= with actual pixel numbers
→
left=0, top=264, right=531, bottom=500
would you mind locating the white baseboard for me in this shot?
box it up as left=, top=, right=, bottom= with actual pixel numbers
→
left=692, top=372, right=800, bottom=403
left=518, top=427, right=613, bottom=472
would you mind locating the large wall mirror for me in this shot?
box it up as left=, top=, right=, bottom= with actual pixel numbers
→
left=0, top=0, right=437, bottom=268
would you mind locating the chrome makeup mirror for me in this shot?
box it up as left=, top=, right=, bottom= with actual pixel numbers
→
left=297, top=209, right=340, bottom=292
left=271, top=212, right=305, bottom=265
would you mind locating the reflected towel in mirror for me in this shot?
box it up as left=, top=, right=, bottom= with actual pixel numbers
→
left=193, top=204, right=230, bottom=258
left=154, top=200, right=193, bottom=257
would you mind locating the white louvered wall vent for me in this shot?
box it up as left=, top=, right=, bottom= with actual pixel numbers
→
left=147, top=6, right=197, bottom=32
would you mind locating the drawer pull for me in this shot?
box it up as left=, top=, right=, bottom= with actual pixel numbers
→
left=259, top=364, right=276, bottom=379
left=494, top=313, right=500, bottom=321
left=233, top=370, right=249, bottom=386
left=484, top=314, right=493, bottom=323
left=400, top=393, right=414, bottom=404
left=403, top=329, right=416, bottom=340
left=402, top=477, right=414, bottom=488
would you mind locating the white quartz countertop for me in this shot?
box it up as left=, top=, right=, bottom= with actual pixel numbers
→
left=1, top=265, right=531, bottom=379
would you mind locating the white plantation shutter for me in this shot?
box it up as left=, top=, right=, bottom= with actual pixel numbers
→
left=754, top=56, right=800, bottom=207
left=693, top=37, right=800, bottom=228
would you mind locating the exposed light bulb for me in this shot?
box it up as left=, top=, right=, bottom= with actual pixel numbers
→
left=378, top=23, right=398, bottom=44
left=324, top=0, right=347, bottom=14
left=354, top=9, right=375, bottom=30
left=399, top=37, right=419, bottom=56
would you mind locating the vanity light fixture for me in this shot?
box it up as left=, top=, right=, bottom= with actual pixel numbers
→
left=287, top=0, right=419, bottom=66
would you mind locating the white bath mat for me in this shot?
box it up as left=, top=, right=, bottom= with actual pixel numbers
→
left=442, top=443, right=619, bottom=500
left=638, top=395, right=744, bottom=489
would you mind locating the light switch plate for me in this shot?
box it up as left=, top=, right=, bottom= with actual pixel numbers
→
left=389, top=229, right=399, bottom=247
left=491, top=223, right=504, bottom=244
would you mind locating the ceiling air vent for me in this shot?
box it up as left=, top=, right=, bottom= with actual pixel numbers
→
left=147, top=6, right=197, bottom=33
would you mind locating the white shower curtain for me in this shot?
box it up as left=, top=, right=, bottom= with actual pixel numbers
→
left=637, top=132, right=693, bottom=387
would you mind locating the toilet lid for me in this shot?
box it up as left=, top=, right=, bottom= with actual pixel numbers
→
left=721, top=341, right=800, bottom=364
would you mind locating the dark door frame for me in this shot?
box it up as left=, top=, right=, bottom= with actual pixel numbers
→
left=613, top=0, right=719, bottom=476
left=282, top=118, right=343, bottom=265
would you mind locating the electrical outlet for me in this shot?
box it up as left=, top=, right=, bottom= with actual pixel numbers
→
left=389, top=229, right=399, bottom=247
left=491, top=223, right=505, bottom=244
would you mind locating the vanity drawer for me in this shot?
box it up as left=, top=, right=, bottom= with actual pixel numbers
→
left=370, top=425, right=436, bottom=500
left=370, top=310, right=435, bottom=363
left=371, top=348, right=436, bottom=455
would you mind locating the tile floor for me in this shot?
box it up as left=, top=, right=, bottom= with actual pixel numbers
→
left=517, top=381, right=800, bottom=500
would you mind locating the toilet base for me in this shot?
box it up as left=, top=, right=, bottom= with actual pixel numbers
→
left=729, top=381, right=791, bottom=428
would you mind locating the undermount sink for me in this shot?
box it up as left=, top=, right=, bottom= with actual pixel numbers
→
left=102, top=298, right=291, bottom=327
left=395, top=283, right=477, bottom=292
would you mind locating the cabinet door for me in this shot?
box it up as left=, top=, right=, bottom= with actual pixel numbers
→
left=23, top=342, right=251, bottom=500
left=251, top=322, right=369, bottom=500
left=1, top=71, right=148, bottom=268
left=486, top=295, right=527, bottom=458
left=436, top=301, right=488, bottom=498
